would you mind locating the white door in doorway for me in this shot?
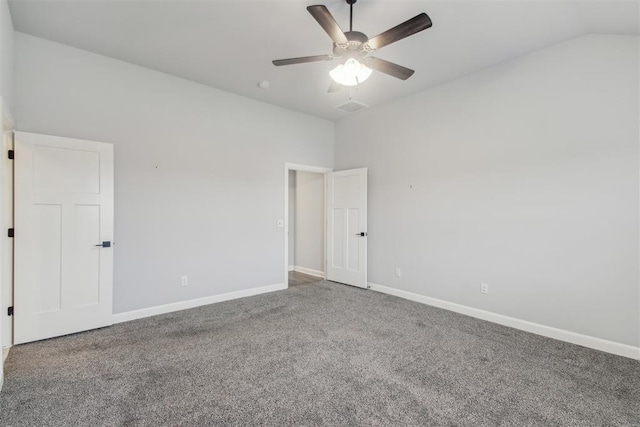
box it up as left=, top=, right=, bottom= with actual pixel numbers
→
left=14, top=132, right=114, bottom=344
left=326, top=168, right=367, bottom=288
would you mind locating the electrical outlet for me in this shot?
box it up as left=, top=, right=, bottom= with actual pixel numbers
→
left=181, top=276, right=189, bottom=287
left=395, top=268, right=402, bottom=278
left=481, top=282, right=489, bottom=294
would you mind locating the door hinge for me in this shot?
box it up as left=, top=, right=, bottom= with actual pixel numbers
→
left=7, top=150, right=14, bottom=160
left=7, top=228, right=14, bottom=238
left=7, top=306, right=13, bottom=316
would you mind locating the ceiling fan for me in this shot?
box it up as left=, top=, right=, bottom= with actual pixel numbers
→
left=272, top=0, right=432, bottom=92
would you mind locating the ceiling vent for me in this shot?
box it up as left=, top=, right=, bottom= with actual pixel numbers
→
left=335, top=100, right=369, bottom=114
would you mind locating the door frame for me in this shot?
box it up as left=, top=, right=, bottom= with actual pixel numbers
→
left=1, top=102, right=14, bottom=351
left=284, top=163, right=332, bottom=289
left=0, top=99, right=14, bottom=390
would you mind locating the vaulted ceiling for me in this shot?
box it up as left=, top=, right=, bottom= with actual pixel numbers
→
left=8, top=0, right=640, bottom=120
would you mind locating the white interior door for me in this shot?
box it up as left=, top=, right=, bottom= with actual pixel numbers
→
left=326, top=168, right=367, bottom=288
left=14, top=132, right=114, bottom=344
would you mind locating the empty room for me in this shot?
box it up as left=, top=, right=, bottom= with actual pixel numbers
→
left=0, top=0, right=638, bottom=425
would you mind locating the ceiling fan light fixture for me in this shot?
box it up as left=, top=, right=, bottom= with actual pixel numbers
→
left=329, top=58, right=372, bottom=86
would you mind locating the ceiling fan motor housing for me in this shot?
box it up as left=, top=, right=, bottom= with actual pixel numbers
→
left=333, top=31, right=369, bottom=58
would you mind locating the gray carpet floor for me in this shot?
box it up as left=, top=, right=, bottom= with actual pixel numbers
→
left=1, top=278, right=638, bottom=426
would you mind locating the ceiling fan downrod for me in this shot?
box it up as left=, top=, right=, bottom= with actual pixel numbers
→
left=347, top=0, right=357, bottom=32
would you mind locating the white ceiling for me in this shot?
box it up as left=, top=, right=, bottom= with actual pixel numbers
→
left=8, top=0, right=640, bottom=121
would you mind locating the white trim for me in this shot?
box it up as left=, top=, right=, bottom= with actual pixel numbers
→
left=369, top=282, right=640, bottom=360
left=293, top=266, right=325, bottom=278
left=284, top=163, right=332, bottom=290
left=113, top=283, right=286, bottom=324
left=288, top=265, right=295, bottom=272
left=0, top=99, right=14, bottom=365
left=285, top=163, right=333, bottom=175
left=2, top=346, right=9, bottom=391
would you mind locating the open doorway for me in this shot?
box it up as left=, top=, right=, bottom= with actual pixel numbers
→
left=289, top=170, right=324, bottom=286
left=284, top=163, right=368, bottom=290
left=284, top=163, right=331, bottom=288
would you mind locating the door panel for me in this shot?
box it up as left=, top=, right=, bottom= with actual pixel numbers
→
left=347, top=208, right=360, bottom=271
left=326, top=168, right=367, bottom=288
left=14, top=132, right=114, bottom=344
left=33, top=146, right=100, bottom=194
left=331, top=209, right=344, bottom=268
left=34, top=204, right=63, bottom=313
left=70, top=204, right=101, bottom=307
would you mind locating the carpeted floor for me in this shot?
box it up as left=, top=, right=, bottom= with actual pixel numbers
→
left=1, top=278, right=638, bottom=426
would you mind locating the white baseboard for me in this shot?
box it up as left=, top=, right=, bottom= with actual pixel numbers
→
left=288, top=265, right=295, bottom=272
left=113, top=283, right=286, bottom=324
left=369, top=282, right=640, bottom=360
left=293, top=266, right=325, bottom=278
left=2, top=347, right=9, bottom=362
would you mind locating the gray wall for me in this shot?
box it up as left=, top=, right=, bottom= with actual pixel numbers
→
left=294, top=171, right=324, bottom=273
left=14, top=33, right=334, bottom=314
left=0, top=0, right=12, bottom=110
left=335, top=34, right=639, bottom=346
left=10, top=30, right=640, bottom=349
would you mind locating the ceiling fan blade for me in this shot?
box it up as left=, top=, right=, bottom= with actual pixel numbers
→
left=364, top=57, right=415, bottom=80
left=328, top=81, right=342, bottom=93
left=366, top=13, right=432, bottom=51
left=307, top=5, right=348, bottom=45
left=272, top=55, right=333, bottom=66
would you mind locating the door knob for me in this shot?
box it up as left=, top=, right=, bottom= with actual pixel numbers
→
left=95, top=241, right=111, bottom=248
